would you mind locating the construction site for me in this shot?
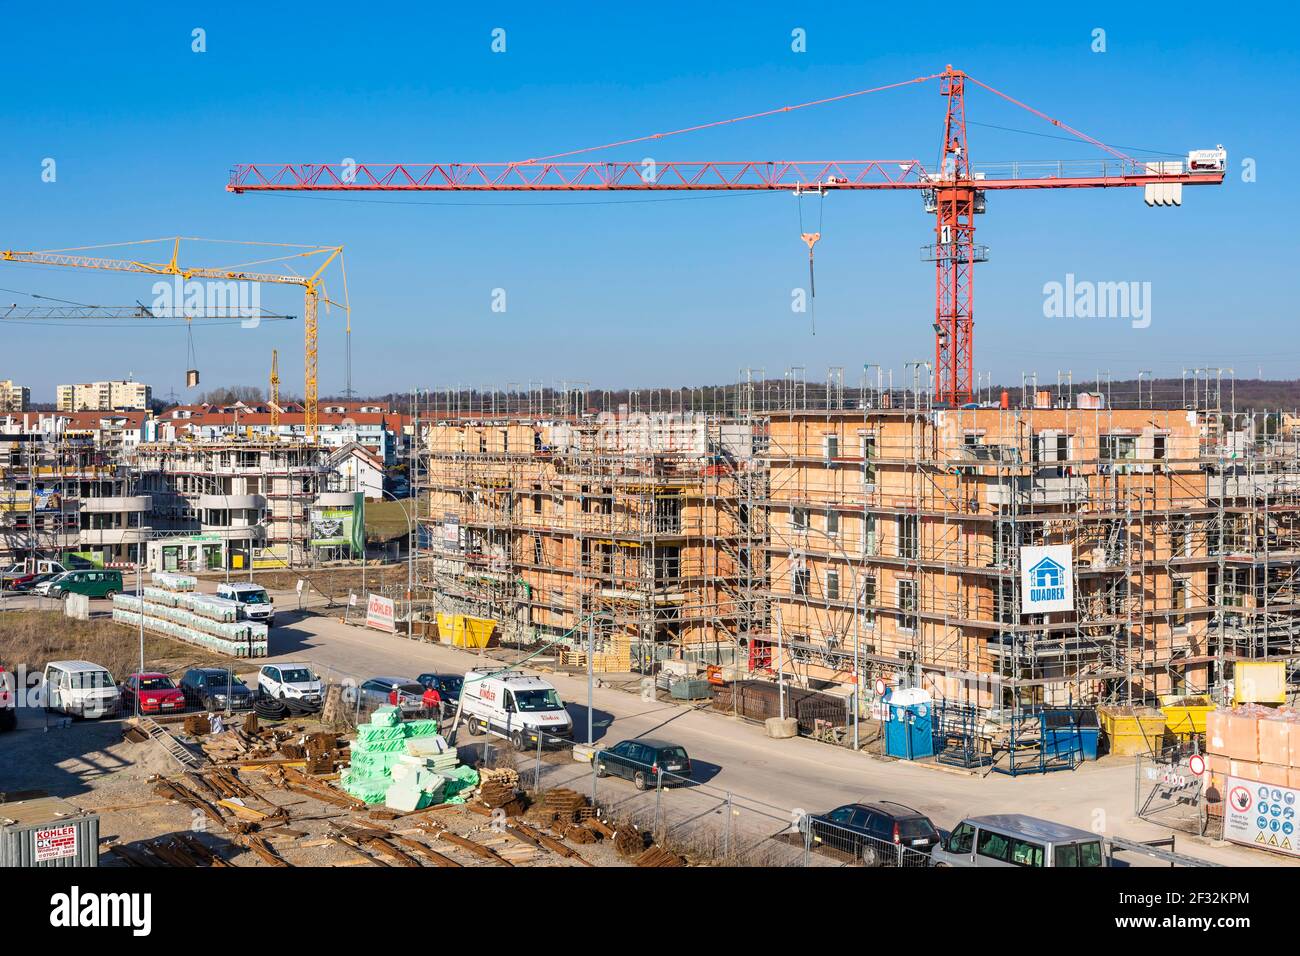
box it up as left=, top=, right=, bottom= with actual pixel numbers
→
left=409, top=376, right=1300, bottom=714
left=3, top=12, right=1300, bottom=904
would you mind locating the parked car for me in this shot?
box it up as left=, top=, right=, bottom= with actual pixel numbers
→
left=929, top=814, right=1106, bottom=868
left=46, top=569, right=123, bottom=600
left=257, top=663, right=324, bottom=708
left=595, top=739, right=693, bottom=790
left=416, top=672, right=463, bottom=718
left=0, top=664, right=16, bottom=732
left=43, top=660, right=119, bottom=718
left=357, top=676, right=428, bottom=717
left=9, top=571, right=60, bottom=593
left=120, top=672, right=186, bottom=715
left=180, top=668, right=255, bottom=711
left=805, top=801, right=941, bottom=865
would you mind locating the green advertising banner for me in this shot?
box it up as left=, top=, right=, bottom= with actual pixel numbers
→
left=310, top=493, right=364, bottom=556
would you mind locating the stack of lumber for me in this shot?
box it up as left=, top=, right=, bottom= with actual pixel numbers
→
left=478, top=767, right=521, bottom=810
left=614, top=822, right=645, bottom=857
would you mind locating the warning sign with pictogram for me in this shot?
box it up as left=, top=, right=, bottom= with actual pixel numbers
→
left=1223, top=776, right=1298, bottom=857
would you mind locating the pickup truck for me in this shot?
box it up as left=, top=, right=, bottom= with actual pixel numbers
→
left=1, top=560, right=66, bottom=590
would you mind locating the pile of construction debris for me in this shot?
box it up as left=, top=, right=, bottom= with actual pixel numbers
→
left=115, top=702, right=689, bottom=868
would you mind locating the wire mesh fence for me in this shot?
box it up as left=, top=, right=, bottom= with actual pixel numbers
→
left=487, top=726, right=936, bottom=867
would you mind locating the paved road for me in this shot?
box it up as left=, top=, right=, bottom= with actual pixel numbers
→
left=5, top=580, right=1285, bottom=866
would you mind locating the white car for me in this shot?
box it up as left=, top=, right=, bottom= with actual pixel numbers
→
left=257, top=663, right=323, bottom=706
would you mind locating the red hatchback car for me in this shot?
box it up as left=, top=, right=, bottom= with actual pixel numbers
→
left=122, top=673, right=186, bottom=714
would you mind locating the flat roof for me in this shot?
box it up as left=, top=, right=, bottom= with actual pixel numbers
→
left=965, top=814, right=1099, bottom=843
left=0, top=796, right=91, bottom=828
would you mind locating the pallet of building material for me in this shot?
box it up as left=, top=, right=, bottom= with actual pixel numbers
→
left=613, top=823, right=646, bottom=858
left=634, top=845, right=685, bottom=867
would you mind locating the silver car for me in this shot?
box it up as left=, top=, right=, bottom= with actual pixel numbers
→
left=930, top=814, right=1106, bottom=868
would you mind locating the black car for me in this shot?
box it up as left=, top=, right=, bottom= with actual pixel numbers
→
left=595, top=739, right=692, bottom=790
left=416, top=672, right=463, bottom=718
left=10, top=571, right=58, bottom=593
left=806, top=801, right=941, bottom=866
left=180, top=668, right=255, bottom=711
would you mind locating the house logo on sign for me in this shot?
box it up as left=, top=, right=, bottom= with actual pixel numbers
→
left=1028, top=556, right=1066, bottom=602
left=1019, top=545, right=1074, bottom=614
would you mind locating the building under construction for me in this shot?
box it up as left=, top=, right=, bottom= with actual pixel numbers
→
left=416, top=394, right=760, bottom=670
left=0, top=429, right=149, bottom=568
left=414, top=374, right=1300, bottom=710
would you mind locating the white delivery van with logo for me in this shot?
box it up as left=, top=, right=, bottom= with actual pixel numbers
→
left=459, top=668, right=572, bottom=750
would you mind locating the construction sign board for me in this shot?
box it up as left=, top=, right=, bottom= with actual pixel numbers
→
left=365, top=593, right=396, bottom=634
left=34, top=825, right=78, bottom=862
left=1223, top=776, right=1299, bottom=857
left=1019, top=544, right=1074, bottom=614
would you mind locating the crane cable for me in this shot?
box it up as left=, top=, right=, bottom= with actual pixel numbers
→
left=797, top=187, right=825, bottom=336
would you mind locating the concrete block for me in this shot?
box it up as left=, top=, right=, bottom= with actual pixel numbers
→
left=765, top=717, right=799, bottom=739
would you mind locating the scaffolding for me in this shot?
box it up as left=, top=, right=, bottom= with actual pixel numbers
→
left=407, top=371, right=1300, bottom=715
left=413, top=393, right=762, bottom=671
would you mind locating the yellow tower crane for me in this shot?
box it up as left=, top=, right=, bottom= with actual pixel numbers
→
left=269, top=348, right=281, bottom=428
left=0, top=237, right=346, bottom=441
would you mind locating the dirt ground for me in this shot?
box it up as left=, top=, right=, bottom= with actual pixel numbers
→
left=0, top=611, right=231, bottom=680
left=0, top=707, right=645, bottom=867
left=230, top=565, right=408, bottom=601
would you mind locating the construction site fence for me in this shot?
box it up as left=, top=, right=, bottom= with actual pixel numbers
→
left=495, top=726, right=927, bottom=866
left=1134, top=743, right=1220, bottom=840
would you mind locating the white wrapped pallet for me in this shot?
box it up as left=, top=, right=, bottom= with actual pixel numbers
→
left=151, top=571, right=197, bottom=592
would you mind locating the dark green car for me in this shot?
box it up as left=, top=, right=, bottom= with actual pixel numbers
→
left=48, top=569, right=123, bottom=600
left=595, top=739, right=693, bottom=790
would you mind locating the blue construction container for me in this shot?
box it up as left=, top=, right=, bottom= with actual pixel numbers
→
left=885, top=689, right=935, bottom=760
left=1042, top=706, right=1099, bottom=761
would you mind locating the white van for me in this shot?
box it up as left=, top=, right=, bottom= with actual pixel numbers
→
left=216, top=582, right=275, bottom=625
left=459, top=668, right=572, bottom=750
left=43, top=660, right=120, bottom=719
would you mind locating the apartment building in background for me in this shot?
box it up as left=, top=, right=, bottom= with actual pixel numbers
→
left=0, top=380, right=29, bottom=412
left=0, top=430, right=150, bottom=568
left=131, top=438, right=357, bottom=570
left=57, top=379, right=152, bottom=412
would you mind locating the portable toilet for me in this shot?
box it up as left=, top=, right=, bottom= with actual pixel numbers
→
left=885, top=688, right=934, bottom=760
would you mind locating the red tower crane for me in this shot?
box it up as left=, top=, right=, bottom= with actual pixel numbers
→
left=227, top=66, right=1226, bottom=405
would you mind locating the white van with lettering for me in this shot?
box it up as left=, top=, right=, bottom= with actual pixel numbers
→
left=459, top=668, right=572, bottom=750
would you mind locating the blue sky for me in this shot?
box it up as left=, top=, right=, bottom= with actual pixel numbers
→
left=1, top=6, right=1294, bottom=402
